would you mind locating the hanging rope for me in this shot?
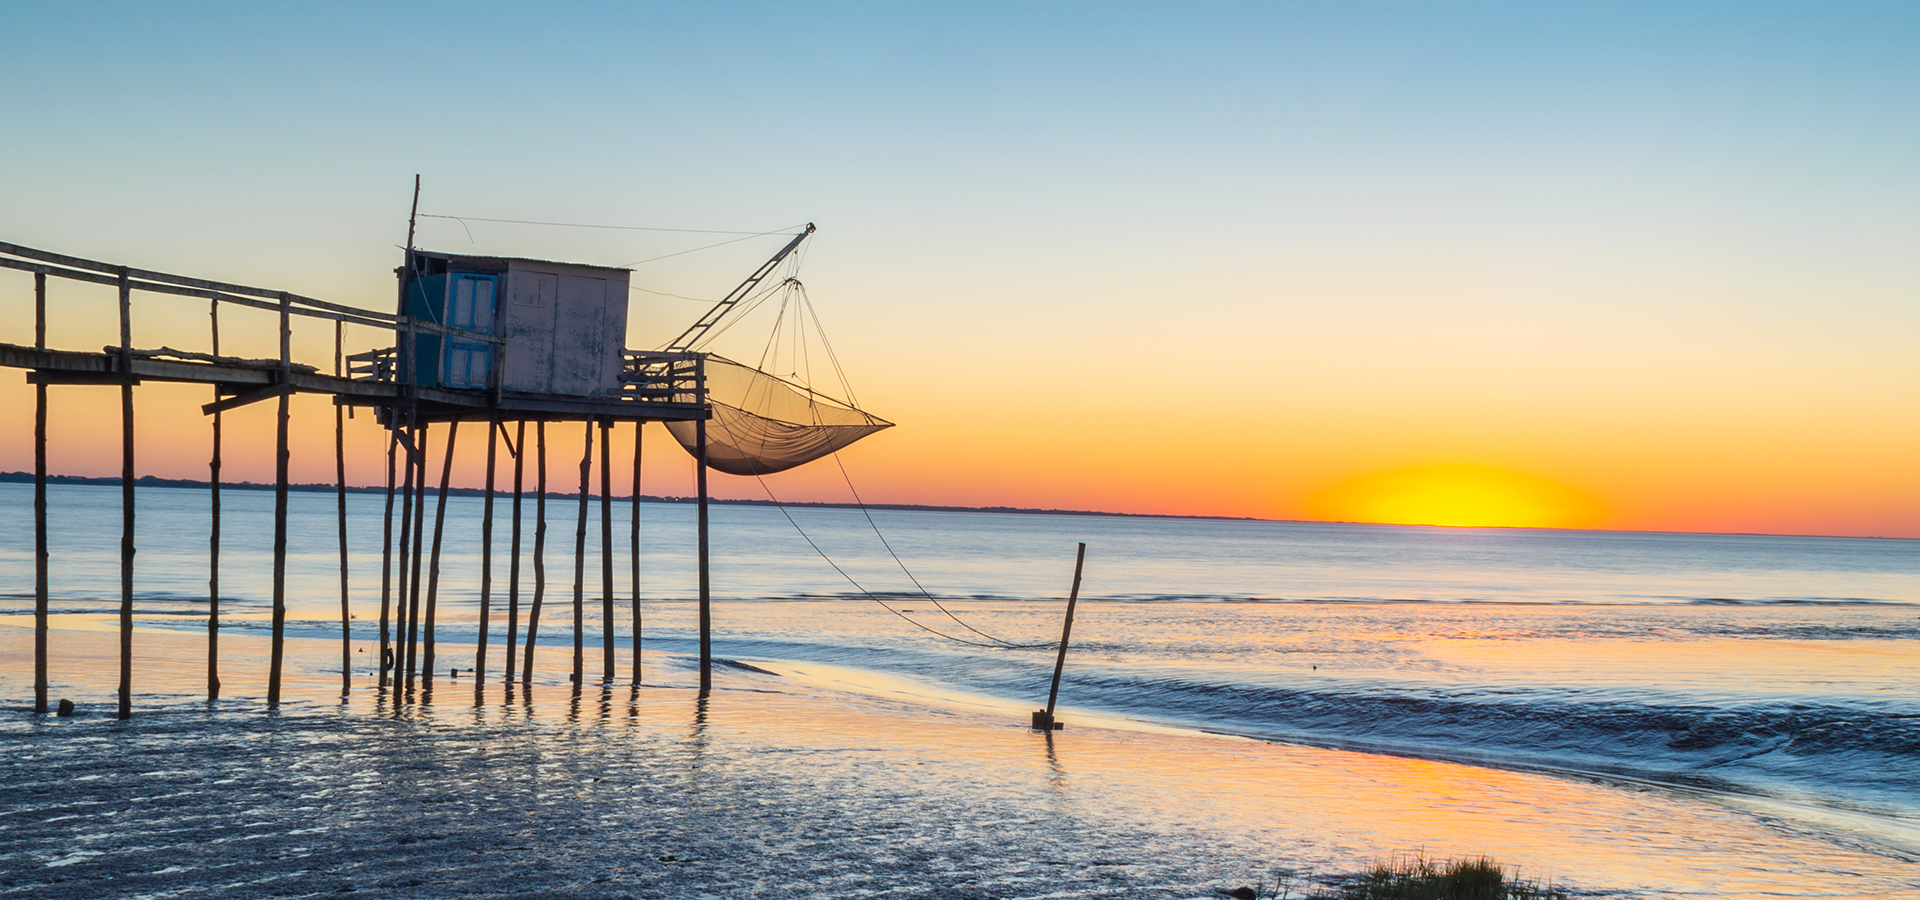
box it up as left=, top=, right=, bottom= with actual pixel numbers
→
left=744, top=469, right=1054, bottom=651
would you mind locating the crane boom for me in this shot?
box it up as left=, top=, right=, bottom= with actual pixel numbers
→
left=664, top=223, right=815, bottom=351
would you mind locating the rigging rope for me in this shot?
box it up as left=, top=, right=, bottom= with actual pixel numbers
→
left=744, top=466, right=1052, bottom=648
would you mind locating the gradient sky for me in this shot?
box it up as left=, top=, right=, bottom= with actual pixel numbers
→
left=1, top=2, right=1915, bottom=537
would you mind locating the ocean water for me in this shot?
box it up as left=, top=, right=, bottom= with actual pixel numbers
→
left=2, top=481, right=1918, bottom=896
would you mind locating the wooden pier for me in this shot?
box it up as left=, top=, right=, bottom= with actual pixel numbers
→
left=3, top=236, right=734, bottom=718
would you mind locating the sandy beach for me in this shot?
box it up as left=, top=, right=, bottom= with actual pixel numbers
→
left=5, top=622, right=1917, bottom=900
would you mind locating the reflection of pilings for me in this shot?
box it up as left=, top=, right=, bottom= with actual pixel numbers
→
left=117, top=269, right=135, bottom=721
left=478, top=415, right=498, bottom=685
left=522, top=422, right=547, bottom=683
left=424, top=420, right=459, bottom=687
left=267, top=291, right=292, bottom=710
left=630, top=421, right=642, bottom=685
left=599, top=419, right=614, bottom=684
left=207, top=298, right=222, bottom=701
left=571, top=423, right=590, bottom=688
left=378, top=425, right=397, bottom=689
left=334, top=322, right=351, bottom=696
left=405, top=423, right=430, bottom=689
left=393, top=415, right=417, bottom=688
left=33, top=270, right=48, bottom=714
left=696, top=417, right=710, bottom=696
left=506, top=420, right=525, bottom=682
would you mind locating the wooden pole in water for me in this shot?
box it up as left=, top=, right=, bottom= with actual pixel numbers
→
left=506, top=420, right=525, bottom=682
left=405, top=422, right=430, bottom=688
left=423, top=420, right=458, bottom=686
left=522, top=422, right=547, bottom=683
left=572, top=422, right=591, bottom=688
left=378, top=423, right=398, bottom=688
left=33, top=270, right=48, bottom=714
left=392, top=414, right=418, bottom=687
left=696, top=417, right=711, bottom=696
left=1035, top=542, right=1088, bottom=731
left=267, top=292, right=292, bottom=709
left=599, top=419, right=614, bottom=683
left=335, top=322, right=351, bottom=695
left=208, top=299, right=222, bottom=701
left=117, top=268, right=135, bottom=721
left=630, top=420, right=642, bottom=685
left=478, top=415, right=498, bottom=686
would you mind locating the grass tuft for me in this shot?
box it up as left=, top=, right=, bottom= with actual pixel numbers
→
left=1322, top=854, right=1567, bottom=900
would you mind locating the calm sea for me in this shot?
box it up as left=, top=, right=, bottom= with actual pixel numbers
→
left=3, top=481, right=1917, bottom=862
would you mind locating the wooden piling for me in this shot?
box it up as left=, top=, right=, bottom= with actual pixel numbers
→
left=378, top=424, right=398, bottom=688
left=696, top=417, right=711, bottom=696
left=117, top=268, right=135, bottom=721
left=506, top=420, right=525, bottom=682
left=630, top=420, right=642, bottom=685
left=479, top=415, right=498, bottom=686
left=1036, top=542, right=1088, bottom=731
left=267, top=292, right=292, bottom=709
left=393, top=415, right=418, bottom=687
left=335, top=322, right=351, bottom=695
left=33, top=270, right=48, bottom=714
left=207, top=299, right=222, bottom=701
left=572, top=422, right=591, bottom=688
left=423, top=420, right=458, bottom=687
left=522, top=422, right=547, bottom=683
left=405, top=422, right=431, bottom=688
left=599, top=419, right=614, bottom=683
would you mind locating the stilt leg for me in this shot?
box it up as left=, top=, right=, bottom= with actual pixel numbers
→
left=479, top=416, right=498, bottom=687
left=697, top=417, right=710, bottom=697
left=424, top=420, right=458, bottom=688
left=523, top=422, right=547, bottom=684
left=118, top=270, right=135, bottom=720
left=630, top=420, right=642, bottom=685
left=267, top=292, right=291, bottom=710
left=378, top=423, right=398, bottom=688
left=32, top=271, right=48, bottom=714
left=572, top=422, right=590, bottom=690
left=507, top=420, right=525, bottom=683
left=406, top=423, right=430, bottom=690
left=600, top=419, right=614, bottom=683
left=335, top=325, right=351, bottom=696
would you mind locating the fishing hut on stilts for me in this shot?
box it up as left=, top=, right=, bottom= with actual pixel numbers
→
left=3, top=198, right=892, bottom=718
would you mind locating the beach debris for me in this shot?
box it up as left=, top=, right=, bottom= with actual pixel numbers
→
left=55, top=699, right=74, bottom=717
left=1222, top=887, right=1257, bottom=900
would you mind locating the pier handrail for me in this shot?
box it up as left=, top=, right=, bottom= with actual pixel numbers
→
left=0, top=242, right=501, bottom=345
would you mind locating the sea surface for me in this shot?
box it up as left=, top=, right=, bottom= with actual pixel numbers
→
left=2, top=481, right=1917, bottom=897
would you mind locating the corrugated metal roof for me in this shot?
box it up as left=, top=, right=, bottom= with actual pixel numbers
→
left=412, top=248, right=631, bottom=273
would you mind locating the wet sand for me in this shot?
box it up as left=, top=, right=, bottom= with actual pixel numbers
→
left=3, top=624, right=1917, bottom=899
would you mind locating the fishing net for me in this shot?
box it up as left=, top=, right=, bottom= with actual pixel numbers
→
left=666, top=355, right=892, bottom=475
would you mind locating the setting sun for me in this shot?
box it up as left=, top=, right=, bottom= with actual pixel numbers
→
left=1307, top=465, right=1607, bottom=529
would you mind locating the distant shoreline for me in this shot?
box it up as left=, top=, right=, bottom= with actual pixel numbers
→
left=0, top=470, right=1256, bottom=523
left=2, top=471, right=1911, bottom=542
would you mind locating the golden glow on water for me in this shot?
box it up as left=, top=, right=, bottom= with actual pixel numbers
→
left=1308, top=465, right=1606, bottom=529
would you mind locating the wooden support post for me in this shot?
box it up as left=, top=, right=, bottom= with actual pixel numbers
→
left=423, top=420, right=458, bottom=687
left=506, top=420, right=525, bottom=682
left=630, top=420, right=642, bottom=685
left=335, top=322, right=350, bottom=696
left=267, top=293, right=292, bottom=709
left=378, top=424, right=398, bottom=688
left=599, top=419, right=614, bottom=683
left=696, top=417, right=711, bottom=696
left=208, top=299, right=222, bottom=701
left=572, top=422, right=591, bottom=689
left=479, top=415, right=498, bottom=686
left=405, top=422, right=430, bottom=688
left=1033, top=543, right=1088, bottom=732
left=117, top=268, right=135, bottom=721
left=522, top=422, right=547, bottom=684
left=393, top=415, right=418, bottom=688
left=33, top=270, right=48, bottom=714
